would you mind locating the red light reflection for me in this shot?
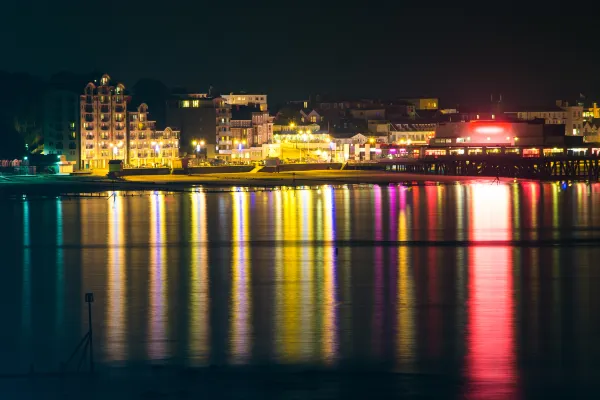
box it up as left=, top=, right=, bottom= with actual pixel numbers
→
left=466, top=184, right=518, bottom=398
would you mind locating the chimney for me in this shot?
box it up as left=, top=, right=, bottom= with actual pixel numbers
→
left=556, top=100, right=563, bottom=107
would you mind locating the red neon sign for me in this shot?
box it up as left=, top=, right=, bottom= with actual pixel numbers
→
left=474, top=126, right=504, bottom=134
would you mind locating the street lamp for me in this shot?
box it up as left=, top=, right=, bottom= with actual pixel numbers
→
left=198, top=140, right=205, bottom=160
left=234, top=139, right=246, bottom=163
left=328, top=139, right=335, bottom=162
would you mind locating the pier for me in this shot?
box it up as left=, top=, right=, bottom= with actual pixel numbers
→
left=352, top=155, right=600, bottom=180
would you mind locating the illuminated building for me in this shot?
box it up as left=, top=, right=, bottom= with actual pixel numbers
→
left=128, top=103, right=155, bottom=165
left=388, top=122, right=435, bottom=145
left=398, top=98, right=439, bottom=110
left=80, top=74, right=128, bottom=169
left=220, top=105, right=273, bottom=161
left=300, top=108, right=323, bottom=123
left=506, top=100, right=584, bottom=136
left=429, top=120, right=588, bottom=156
left=129, top=104, right=180, bottom=167
left=81, top=75, right=180, bottom=169
left=583, top=102, right=600, bottom=120
left=43, top=89, right=79, bottom=167
left=221, top=93, right=268, bottom=111
left=166, top=94, right=225, bottom=152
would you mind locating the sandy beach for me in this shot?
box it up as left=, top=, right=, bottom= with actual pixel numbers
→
left=0, top=170, right=517, bottom=197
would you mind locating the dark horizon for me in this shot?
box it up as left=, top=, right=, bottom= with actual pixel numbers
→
left=2, top=3, right=598, bottom=107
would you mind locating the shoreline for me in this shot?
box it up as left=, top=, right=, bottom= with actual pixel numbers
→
left=0, top=170, right=542, bottom=197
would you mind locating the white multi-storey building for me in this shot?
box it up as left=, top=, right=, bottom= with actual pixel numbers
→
left=80, top=74, right=127, bottom=169
left=81, top=74, right=180, bottom=169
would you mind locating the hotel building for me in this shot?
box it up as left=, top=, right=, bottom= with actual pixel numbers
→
left=81, top=74, right=180, bottom=169
left=128, top=103, right=179, bottom=167
left=80, top=74, right=128, bottom=169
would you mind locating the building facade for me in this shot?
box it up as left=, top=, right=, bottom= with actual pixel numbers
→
left=166, top=94, right=222, bottom=152
left=81, top=74, right=180, bottom=169
left=507, top=100, right=584, bottom=136
left=220, top=105, right=273, bottom=160
left=43, top=89, right=79, bottom=167
left=398, top=98, right=439, bottom=110
left=222, top=93, right=268, bottom=111
left=80, top=74, right=128, bottom=169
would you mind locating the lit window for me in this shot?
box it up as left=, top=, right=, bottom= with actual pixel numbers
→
left=192, top=100, right=200, bottom=107
left=182, top=100, right=190, bottom=108
left=70, top=122, right=75, bottom=128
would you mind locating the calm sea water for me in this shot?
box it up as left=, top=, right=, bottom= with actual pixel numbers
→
left=2, top=181, right=600, bottom=398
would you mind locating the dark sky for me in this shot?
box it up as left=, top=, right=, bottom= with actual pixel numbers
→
left=1, top=1, right=597, bottom=107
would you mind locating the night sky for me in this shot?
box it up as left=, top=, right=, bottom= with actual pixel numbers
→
left=1, top=1, right=597, bottom=107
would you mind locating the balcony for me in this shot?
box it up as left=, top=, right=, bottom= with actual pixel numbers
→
left=83, top=105, right=94, bottom=113
left=115, top=105, right=125, bottom=113
left=100, top=134, right=109, bottom=140
left=85, top=115, right=94, bottom=122
left=85, top=134, right=94, bottom=140
left=139, top=134, right=147, bottom=140
left=100, top=105, right=110, bottom=113
left=85, top=144, right=94, bottom=150
left=115, top=134, right=125, bottom=141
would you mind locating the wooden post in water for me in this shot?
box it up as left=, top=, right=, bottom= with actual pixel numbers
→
left=85, top=293, right=94, bottom=373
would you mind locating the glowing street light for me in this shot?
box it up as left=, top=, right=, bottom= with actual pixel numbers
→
left=196, top=139, right=205, bottom=159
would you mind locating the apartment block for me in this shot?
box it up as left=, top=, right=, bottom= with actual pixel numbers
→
left=80, top=74, right=127, bottom=169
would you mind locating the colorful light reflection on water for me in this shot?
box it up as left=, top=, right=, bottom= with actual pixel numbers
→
left=4, top=182, right=600, bottom=397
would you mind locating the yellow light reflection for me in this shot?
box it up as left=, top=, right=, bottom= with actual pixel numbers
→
left=230, top=191, right=252, bottom=364
left=397, top=188, right=415, bottom=366
left=148, top=193, right=168, bottom=360
left=299, top=190, right=314, bottom=361
left=529, top=183, right=539, bottom=240
left=321, top=186, right=337, bottom=364
left=512, top=184, right=520, bottom=240
left=107, top=193, right=126, bottom=361
left=189, top=192, right=210, bottom=365
left=276, top=190, right=302, bottom=363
